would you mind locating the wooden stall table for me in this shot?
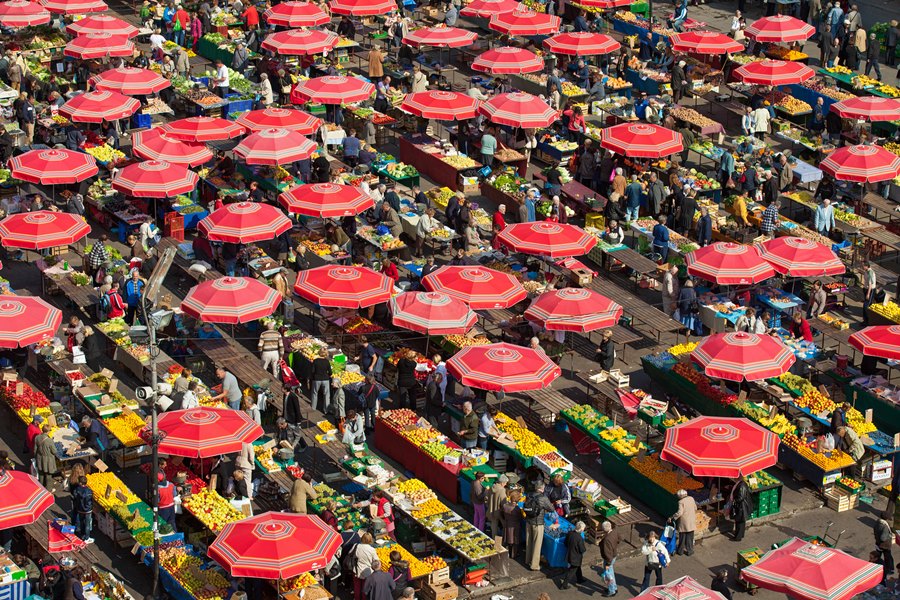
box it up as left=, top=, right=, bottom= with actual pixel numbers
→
left=191, top=335, right=285, bottom=412
left=24, top=509, right=107, bottom=570
left=398, top=134, right=481, bottom=192
left=862, top=192, right=899, bottom=222
left=604, top=247, right=660, bottom=282
left=588, top=277, right=685, bottom=341
left=810, top=317, right=856, bottom=353
left=861, top=226, right=900, bottom=254
left=532, top=172, right=603, bottom=218
left=39, top=262, right=100, bottom=315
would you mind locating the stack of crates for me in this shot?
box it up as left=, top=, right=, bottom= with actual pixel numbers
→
left=750, top=486, right=782, bottom=519
left=164, top=212, right=185, bottom=242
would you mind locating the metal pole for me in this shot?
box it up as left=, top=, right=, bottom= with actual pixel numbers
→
left=149, top=315, right=161, bottom=599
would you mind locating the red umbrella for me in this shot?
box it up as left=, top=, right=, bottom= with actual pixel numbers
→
left=8, top=148, right=98, bottom=184
left=671, top=31, right=744, bottom=54
left=850, top=326, right=900, bottom=361
left=65, top=33, right=134, bottom=59
left=0, top=211, right=90, bottom=249
left=524, top=288, right=622, bottom=332
left=600, top=122, right=684, bottom=158
left=264, top=1, right=330, bottom=27
left=235, top=107, right=321, bottom=135
left=734, top=59, right=815, bottom=85
left=329, top=0, right=396, bottom=15
left=59, top=90, right=140, bottom=123
left=389, top=291, right=477, bottom=335
left=132, top=129, right=214, bottom=167
left=294, top=266, right=393, bottom=308
left=0, top=470, right=54, bottom=529
left=90, top=67, right=171, bottom=95
left=543, top=32, right=620, bottom=56
left=745, top=15, right=815, bottom=42
left=261, top=29, right=339, bottom=55
left=686, top=242, right=776, bottom=285
left=290, top=76, right=375, bottom=105
left=691, top=332, right=796, bottom=382
left=157, top=408, right=264, bottom=458
left=447, top=342, right=561, bottom=392
left=460, top=0, right=519, bottom=17
left=400, top=91, right=478, bottom=120
left=209, top=513, right=341, bottom=579
left=40, top=0, right=107, bottom=13
left=660, top=416, right=780, bottom=478
left=66, top=14, right=138, bottom=37
left=0, top=297, right=63, bottom=348
left=112, top=160, right=199, bottom=198
left=577, top=0, right=631, bottom=7
left=489, top=7, right=560, bottom=35
left=199, top=202, right=292, bottom=244
left=497, top=222, right=597, bottom=257
left=279, top=183, right=374, bottom=218
left=472, top=47, right=544, bottom=75
left=831, top=97, right=900, bottom=122
left=404, top=26, right=478, bottom=48
left=633, top=577, right=733, bottom=600
left=162, top=116, right=246, bottom=142
left=478, top=92, right=557, bottom=128
left=741, top=538, right=882, bottom=600
left=182, top=277, right=282, bottom=324
left=754, top=236, right=845, bottom=277
left=0, top=0, right=50, bottom=27
left=820, top=144, right=900, bottom=183
left=422, top=265, right=526, bottom=309
left=234, top=128, right=317, bottom=165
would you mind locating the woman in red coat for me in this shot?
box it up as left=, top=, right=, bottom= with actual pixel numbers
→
left=788, top=312, right=813, bottom=342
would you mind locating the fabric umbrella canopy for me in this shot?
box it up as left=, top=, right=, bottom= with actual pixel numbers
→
left=660, top=416, right=780, bottom=477
left=849, top=326, right=900, bottom=360
left=671, top=31, right=744, bottom=54
left=0, top=470, right=54, bottom=529
left=734, top=59, right=815, bottom=85
left=59, top=90, right=140, bottom=123
left=162, top=116, right=246, bottom=142
left=0, top=1, right=50, bottom=28
left=261, top=29, right=339, bottom=55
left=831, top=97, right=900, bottom=122
left=472, top=47, right=544, bottom=74
left=235, top=107, right=321, bottom=134
left=112, top=160, right=199, bottom=198
left=182, top=277, right=282, bottom=324
left=525, top=288, right=622, bottom=332
left=632, top=577, right=728, bottom=600
left=404, top=26, right=478, bottom=47
left=233, top=128, right=317, bottom=165
left=489, top=7, right=560, bottom=35
left=745, top=15, right=815, bottom=42
left=0, top=211, right=90, bottom=249
left=8, top=148, right=98, bottom=184
left=692, top=332, right=796, bottom=382
left=447, top=342, right=561, bottom=392
left=132, top=129, right=214, bottom=167
left=293, top=266, right=393, bottom=308
left=600, top=122, right=684, bottom=158
left=400, top=91, right=478, bottom=120
left=290, top=76, right=375, bottom=105
left=389, top=291, right=477, bottom=335
left=66, top=14, right=138, bottom=37
left=820, top=144, right=900, bottom=183
left=496, top=222, right=597, bottom=257
left=578, top=0, right=631, bottom=6
left=686, top=242, right=776, bottom=285
left=329, top=0, right=396, bottom=15
left=198, top=202, right=292, bottom=244
left=741, top=538, right=882, bottom=600
left=157, top=408, right=264, bottom=458
left=754, top=236, right=845, bottom=277
left=422, top=265, right=526, bottom=309
left=209, top=513, right=341, bottom=579
left=279, top=183, right=374, bottom=218
left=65, top=33, right=134, bottom=59
left=90, top=67, right=171, bottom=95
left=478, top=92, right=557, bottom=128
left=264, top=1, right=329, bottom=26
left=543, top=32, right=620, bottom=55
left=460, top=0, right=519, bottom=17
left=40, top=0, right=107, bottom=13
left=0, top=297, right=63, bottom=348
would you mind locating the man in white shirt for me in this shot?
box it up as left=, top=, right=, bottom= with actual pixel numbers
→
left=213, top=59, right=230, bottom=97
left=149, top=28, right=166, bottom=59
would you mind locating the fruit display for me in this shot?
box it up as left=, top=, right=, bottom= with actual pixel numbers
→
left=111, top=503, right=150, bottom=532
left=672, top=362, right=738, bottom=405
left=300, top=239, right=333, bottom=256
left=104, top=412, right=148, bottom=447
left=671, top=107, right=718, bottom=129
left=800, top=80, right=855, bottom=101
left=421, top=555, right=447, bottom=572
left=876, top=83, right=900, bottom=98
left=376, top=544, right=433, bottom=578
left=279, top=573, right=318, bottom=592
left=629, top=454, right=704, bottom=494
left=886, top=142, right=900, bottom=157
left=441, top=154, right=479, bottom=169
left=795, top=388, right=836, bottom=415
left=869, top=301, right=900, bottom=323
left=425, top=186, right=454, bottom=210
left=490, top=172, right=529, bottom=200
left=604, top=77, right=630, bottom=90
left=181, top=488, right=245, bottom=533
left=84, top=144, right=126, bottom=164
left=159, top=546, right=230, bottom=600
left=776, top=96, right=811, bottom=115
left=668, top=342, right=698, bottom=357
left=608, top=435, right=646, bottom=458
left=286, top=334, right=328, bottom=360
left=546, top=139, right=579, bottom=152
left=738, top=402, right=794, bottom=436
left=561, top=404, right=610, bottom=435
left=782, top=432, right=855, bottom=471
left=0, top=380, right=49, bottom=413
left=561, top=81, right=587, bottom=96
left=357, top=225, right=405, bottom=250
left=837, top=476, right=863, bottom=493
left=661, top=415, right=689, bottom=428
left=825, top=65, right=852, bottom=75
left=381, top=409, right=419, bottom=431
left=338, top=370, right=365, bottom=386
left=845, top=407, right=877, bottom=435
left=852, top=75, right=880, bottom=89
left=343, top=316, right=382, bottom=334
left=747, top=470, right=781, bottom=490
left=85, top=472, right=141, bottom=511
left=254, top=445, right=281, bottom=473
left=494, top=412, right=556, bottom=457
left=443, top=334, right=491, bottom=348
left=765, top=46, right=807, bottom=61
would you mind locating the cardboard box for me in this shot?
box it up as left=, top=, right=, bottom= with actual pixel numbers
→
left=421, top=581, right=457, bottom=600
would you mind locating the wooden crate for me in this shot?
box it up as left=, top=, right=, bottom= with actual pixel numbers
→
left=421, top=581, right=457, bottom=600
left=824, top=487, right=858, bottom=512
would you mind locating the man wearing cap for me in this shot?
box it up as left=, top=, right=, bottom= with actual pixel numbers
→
left=157, top=474, right=177, bottom=531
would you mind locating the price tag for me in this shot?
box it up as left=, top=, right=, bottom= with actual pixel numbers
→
left=108, top=378, right=118, bottom=393
left=15, top=382, right=23, bottom=396
left=105, top=484, right=113, bottom=499
left=865, top=409, right=873, bottom=424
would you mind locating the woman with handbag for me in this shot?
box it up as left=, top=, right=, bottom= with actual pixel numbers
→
left=641, top=530, right=669, bottom=590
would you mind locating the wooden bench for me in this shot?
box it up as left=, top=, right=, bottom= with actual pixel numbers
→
left=588, top=277, right=685, bottom=341
left=605, top=247, right=659, bottom=278
left=810, top=317, right=857, bottom=355
left=862, top=192, right=898, bottom=222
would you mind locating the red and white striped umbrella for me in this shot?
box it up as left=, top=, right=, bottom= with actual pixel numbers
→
left=831, top=97, right=900, bottom=122
left=236, top=107, right=321, bottom=135
left=754, top=236, right=845, bottom=277
left=576, top=0, right=631, bottom=7
left=478, top=92, right=557, bottom=128
left=404, top=26, right=478, bottom=48
left=686, top=242, right=776, bottom=285
left=40, top=0, right=107, bottom=13
left=64, top=34, right=135, bottom=60
left=294, top=266, right=393, bottom=308
left=261, top=29, right=339, bottom=55
left=543, top=32, right=620, bottom=56
left=182, top=277, right=282, bottom=324
left=329, top=0, right=396, bottom=15
left=820, top=144, right=900, bottom=183
left=279, top=183, right=374, bottom=218
left=162, top=116, right=246, bottom=142
left=422, top=266, right=527, bottom=309
left=497, top=222, right=597, bottom=257
left=472, top=47, right=544, bottom=75
left=400, top=91, right=478, bottom=120
left=671, top=31, right=744, bottom=54
left=460, top=0, right=519, bottom=17
left=660, top=417, right=780, bottom=478
left=390, top=291, right=477, bottom=335
left=112, top=160, right=199, bottom=198
left=157, top=408, right=263, bottom=458
left=447, top=343, right=561, bottom=392
left=290, top=76, right=375, bottom=105
left=0, top=297, right=62, bottom=348
left=264, top=1, right=330, bottom=27
left=489, top=7, right=560, bottom=35
left=59, top=90, right=140, bottom=123
left=692, top=332, right=796, bottom=382
left=525, top=288, right=622, bottom=332
left=234, top=128, right=317, bottom=165
left=0, top=211, right=90, bottom=249
left=132, top=129, right=214, bottom=167
left=0, top=471, right=54, bottom=529
left=199, top=202, right=293, bottom=244
left=0, top=0, right=50, bottom=28
left=745, top=15, right=815, bottom=43
left=733, top=59, right=815, bottom=85
left=850, top=326, right=900, bottom=361
left=90, top=67, right=171, bottom=95
left=66, top=14, right=138, bottom=37
left=600, top=123, right=684, bottom=158
left=8, top=148, right=98, bottom=184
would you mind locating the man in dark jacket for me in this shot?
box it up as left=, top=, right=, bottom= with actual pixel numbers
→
left=524, top=483, right=556, bottom=571
left=671, top=60, right=687, bottom=103
left=395, top=355, right=418, bottom=410
left=677, top=187, right=697, bottom=236
left=363, top=560, right=395, bottom=600
left=71, top=476, right=94, bottom=543
left=874, top=510, right=894, bottom=582
left=696, top=207, right=713, bottom=247
left=596, top=330, right=615, bottom=371
left=598, top=521, right=620, bottom=596
left=561, top=521, right=587, bottom=589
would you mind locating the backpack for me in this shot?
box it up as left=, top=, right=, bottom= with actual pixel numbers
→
left=522, top=495, right=540, bottom=520
left=342, top=542, right=359, bottom=574
left=99, top=291, right=111, bottom=314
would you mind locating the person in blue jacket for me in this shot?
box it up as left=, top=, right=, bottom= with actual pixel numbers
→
left=652, top=215, right=670, bottom=262
left=123, top=269, right=145, bottom=324
left=696, top=207, right=713, bottom=247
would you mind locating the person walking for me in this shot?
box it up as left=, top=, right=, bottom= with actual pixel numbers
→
left=711, top=570, right=734, bottom=600
left=814, top=198, right=835, bottom=237
left=561, top=521, right=587, bottom=589
left=865, top=33, right=883, bottom=79
left=310, top=348, right=332, bottom=413
left=258, top=321, right=284, bottom=377
left=34, top=425, right=56, bottom=491
left=598, top=521, right=620, bottom=597
left=662, top=265, right=680, bottom=316
left=875, top=510, right=895, bottom=582
left=641, top=530, right=669, bottom=590
left=729, top=476, right=753, bottom=541
left=234, top=442, right=255, bottom=500
left=671, top=489, right=697, bottom=556
left=124, top=270, right=145, bottom=324
left=524, top=483, right=555, bottom=571
left=71, top=476, right=94, bottom=543
left=501, top=490, right=523, bottom=559
left=863, top=261, right=877, bottom=323
left=363, top=560, right=395, bottom=600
